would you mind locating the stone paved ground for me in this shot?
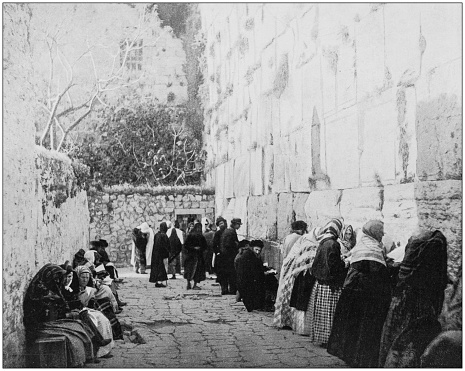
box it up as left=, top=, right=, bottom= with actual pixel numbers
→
left=88, top=268, right=347, bottom=368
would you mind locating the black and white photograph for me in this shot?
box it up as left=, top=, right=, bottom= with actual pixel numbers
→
left=3, top=2, right=462, bottom=368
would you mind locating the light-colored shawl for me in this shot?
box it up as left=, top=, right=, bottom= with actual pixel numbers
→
left=74, top=266, right=97, bottom=307
left=273, top=227, right=322, bottom=328
left=349, top=220, right=387, bottom=266
left=131, top=222, right=155, bottom=266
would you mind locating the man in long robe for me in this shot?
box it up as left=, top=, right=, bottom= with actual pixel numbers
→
left=217, top=218, right=242, bottom=295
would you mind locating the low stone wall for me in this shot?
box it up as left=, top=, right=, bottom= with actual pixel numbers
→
left=3, top=147, right=90, bottom=367
left=228, top=180, right=462, bottom=281
left=88, top=189, right=215, bottom=267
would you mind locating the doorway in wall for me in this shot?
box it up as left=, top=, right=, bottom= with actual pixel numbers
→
left=175, top=213, right=202, bottom=233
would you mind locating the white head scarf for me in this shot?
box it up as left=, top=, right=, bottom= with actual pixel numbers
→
left=84, top=250, right=96, bottom=264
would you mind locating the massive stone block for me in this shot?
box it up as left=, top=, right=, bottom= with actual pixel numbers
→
left=383, top=183, right=419, bottom=249
left=293, top=193, right=310, bottom=227
left=247, top=194, right=278, bottom=240
left=233, top=154, right=250, bottom=197
left=416, top=93, right=462, bottom=181
left=415, top=180, right=462, bottom=280
left=277, top=193, right=294, bottom=240
left=339, top=187, right=383, bottom=230
left=305, top=189, right=342, bottom=227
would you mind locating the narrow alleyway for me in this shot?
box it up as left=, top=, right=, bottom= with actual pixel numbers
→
left=88, top=268, right=347, bottom=368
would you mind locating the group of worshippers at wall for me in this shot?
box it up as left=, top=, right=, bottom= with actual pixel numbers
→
left=23, top=239, right=127, bottom=367
left=273, top=218, right=462, bottom=368
left=131, top=216, right=279, bottom=312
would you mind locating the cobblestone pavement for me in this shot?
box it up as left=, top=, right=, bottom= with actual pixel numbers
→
left=88, top=268, right=347, bottom=368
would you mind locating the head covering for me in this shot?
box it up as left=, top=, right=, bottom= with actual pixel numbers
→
left=319, top=218, right=344, bottom=242
left=160, top=222, right=168, bottom=234
left=131, top=222, right=155, bottom=267
left=23, top=264, right=68, bottom=330
left=250, top=240, right=264, bottom=248
left=74, top=248, right=86, bottom=260
left=292, top=220, right=308, bottom=232
left=165, top=221, right=172, bottom=229
left=231, top=217, right=242, bottom=225
left=84, top=250, right=96, bottom=264
left=398, top=230, right=448, bottom=312
left=99, top=239, right=108, bottom=248
left=74, top=265, right=92, bottom=288
left=350, top=220, right=387, bottom=266
left=90, top=240, right=100, bottom=248
left=362, top=220, right=384, bottom=243
left=238, top=240, right=250, bottom=248
left=191, top=222, right=203, bottom=234
left=340, top=225, right=356, bottom=252
left=216, top=216, right=226, bottom=226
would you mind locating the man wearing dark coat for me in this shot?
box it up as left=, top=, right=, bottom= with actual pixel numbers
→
left=149, top=222, right=170, bottom=287
left=235, top=240, right=267, bottom=311
left=212, top=217, right=227, bottom=275
left=217, top=217, right=242, bottom=295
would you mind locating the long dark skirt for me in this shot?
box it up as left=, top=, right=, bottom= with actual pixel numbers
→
left=378, top=287, right=443, bottom=367
left=183, top=252, right=206, bottom=283
left=149, top=257, right=168, bottom=283
left=327, top=287, right=391, bottom=367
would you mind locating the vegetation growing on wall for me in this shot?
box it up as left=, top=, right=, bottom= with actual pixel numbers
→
left=72, top=103, right=205, bottom=187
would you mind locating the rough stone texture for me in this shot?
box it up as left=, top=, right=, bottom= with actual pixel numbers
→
left=304, top=190, right=342, bottom=228
left=247, top=195, right=278, bottom=240
left=293, top=193, right=311, bottom=227
left=339, top=187, right=384, bottom=231
left=3, top=6, right=90, bottom=366
left=200, top=2, right=461, bottom=277
left=416, top=94, right=462, bottom=181
left=415, top=180, right=462, bottom=280
left=88, top=191, right=215, bottom=267
left=277, top=193, right=294, bottom=240
left=383, top=183, right=419, bottom=250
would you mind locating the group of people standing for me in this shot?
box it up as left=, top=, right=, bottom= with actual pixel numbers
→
left=23, top=240, right=126, bottom=366
left=130, top=216, right=279, bottom=313
left=273, top=217, right=460, bottom=368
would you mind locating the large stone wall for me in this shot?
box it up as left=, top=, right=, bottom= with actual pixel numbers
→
left=198, top=4, right=462, bottom=278
left=3, top=5, right=91, bottom=366
left=88, top=190, right=215, bottom=266
left=3, top=147, right=91, bottom=367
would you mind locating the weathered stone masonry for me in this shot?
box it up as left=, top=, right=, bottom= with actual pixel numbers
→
left=88, top=190, right=215, bottom=266
left=199, top=4, right=462, bottom=278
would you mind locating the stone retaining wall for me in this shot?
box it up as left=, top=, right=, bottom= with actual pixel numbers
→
left=88, top=190, right=215, bottom=266
left=199, top=4, right=462, bottom=279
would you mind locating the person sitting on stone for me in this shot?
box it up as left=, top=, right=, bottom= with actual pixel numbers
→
left=74, top=265, right=124, bottom=340
left=23, top=263, right=101, bottom=366
left=90, top=239, right=120, bottom=280
left=235, top=240, right=269, bottom=312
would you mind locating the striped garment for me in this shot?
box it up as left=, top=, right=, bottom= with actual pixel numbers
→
left=350, top=233, right=387, bottom=266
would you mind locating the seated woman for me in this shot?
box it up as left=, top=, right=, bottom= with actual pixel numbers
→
left=90, top=239, right=119, bottom=280
left=23, top=264, right=98, bottom=366
left=74, top=266, right=124, bottom=340
left=60, top=264, right=114, bottom=359
left=83, top=250, right=126, bottom=309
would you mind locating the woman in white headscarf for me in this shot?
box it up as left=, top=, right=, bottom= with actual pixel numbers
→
left=130, top=222, right=154, bottom=274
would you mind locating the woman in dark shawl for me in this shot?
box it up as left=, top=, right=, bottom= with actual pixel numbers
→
left=183, top=222, right=207, bottom=290
left=327, top=220, right=392, bottom=367
left=23, top=264, right=96, bottom=366
left=308, top=218, right=347, bottom=346
left=378, top=229, right=448, bottom=367
left=149, top=222, right=170, bottom=287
